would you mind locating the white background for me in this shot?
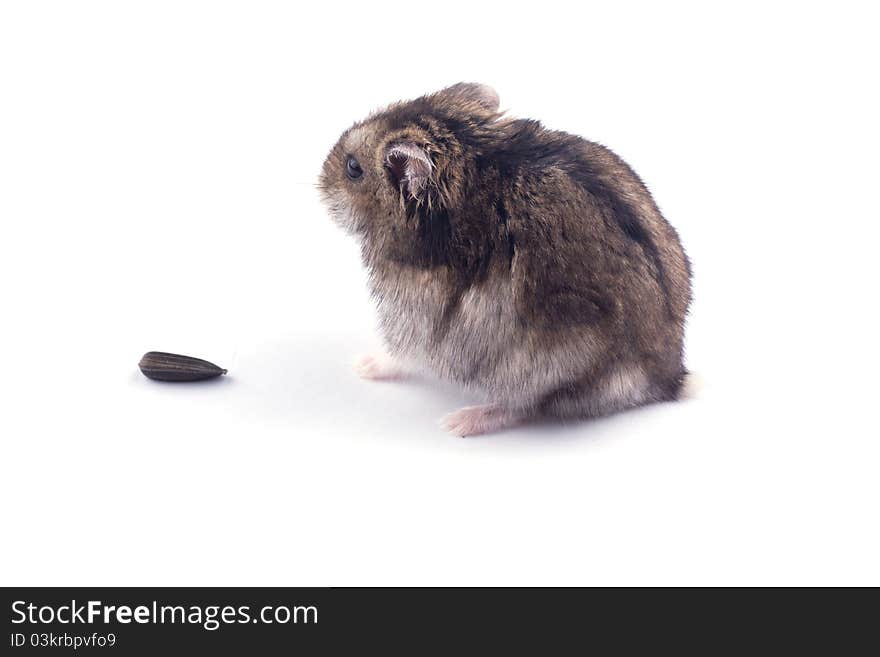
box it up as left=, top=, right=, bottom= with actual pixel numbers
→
left=1, top=1, right=878, bottom=586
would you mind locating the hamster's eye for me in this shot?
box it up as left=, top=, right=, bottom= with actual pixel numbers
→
left=346, top=156, right=363, bottom=180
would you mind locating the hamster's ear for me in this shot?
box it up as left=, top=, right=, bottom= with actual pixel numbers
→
left=433, top=82, right=500, bottom=114
left=385, top=142, right=433, bottom=201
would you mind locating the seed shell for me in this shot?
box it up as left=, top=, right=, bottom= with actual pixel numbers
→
left=138, top=351, right=227, bottom=382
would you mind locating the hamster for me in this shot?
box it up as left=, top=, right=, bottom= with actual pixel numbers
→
left=319, top=83, right=691, bottom=436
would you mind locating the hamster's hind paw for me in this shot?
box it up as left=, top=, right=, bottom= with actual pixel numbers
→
left=441, top=404, right=521, bottom=437
left=353, top=353, right=406, bottom=381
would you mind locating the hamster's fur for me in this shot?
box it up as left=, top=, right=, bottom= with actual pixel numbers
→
left=319, top=83, right=691, bottom=436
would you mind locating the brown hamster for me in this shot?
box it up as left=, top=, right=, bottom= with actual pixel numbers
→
left=319, top=83, right=691, bottom=436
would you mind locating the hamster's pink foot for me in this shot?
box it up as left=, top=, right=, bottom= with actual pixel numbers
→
left=353, top=353, right=406, bottom=381
left=441, top=404, right=521, bottom=437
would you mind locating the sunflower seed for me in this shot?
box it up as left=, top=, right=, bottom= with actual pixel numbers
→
left=138, top=351, right=227, bottom=382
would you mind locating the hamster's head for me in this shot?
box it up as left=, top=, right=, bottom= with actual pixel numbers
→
left=318, top=83, right=500, bottom=258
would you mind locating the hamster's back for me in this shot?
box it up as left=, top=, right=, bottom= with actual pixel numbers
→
left=487, top=118, right=691, bottom=325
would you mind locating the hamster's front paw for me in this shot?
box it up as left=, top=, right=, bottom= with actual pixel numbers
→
left=353, top=353, right=406, bottom=381
left=441, top=404, right=521, bottom=437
